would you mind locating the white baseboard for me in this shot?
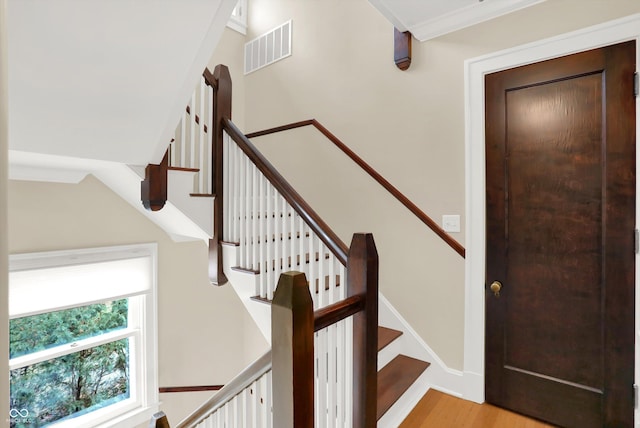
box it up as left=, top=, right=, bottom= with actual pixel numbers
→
left=379, top=293, right=465, bottom=400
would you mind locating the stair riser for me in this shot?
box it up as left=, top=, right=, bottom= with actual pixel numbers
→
left=378, top=335, right=403, bottom=370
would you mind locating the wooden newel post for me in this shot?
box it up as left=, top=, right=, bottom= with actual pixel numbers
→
left=271, top=271, right=314, bottom=428
left=149, top=411, right=170, bottom=428
left=348, top=233, right=379, bottom=428
left=208, top=64, right=231, bottom=285
left=141, top=150, right=168, bottom=211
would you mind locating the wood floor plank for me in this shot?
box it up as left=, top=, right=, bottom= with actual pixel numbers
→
left=400, top=390, right=556, bottom=428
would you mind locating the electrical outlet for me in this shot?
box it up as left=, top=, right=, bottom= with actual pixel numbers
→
left=442, top=215, right=461, bottom=233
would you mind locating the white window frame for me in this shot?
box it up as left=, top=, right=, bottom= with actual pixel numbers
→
left=227, top=0, right=247, bottom=35
left=8, top=243, right=159, bottom=428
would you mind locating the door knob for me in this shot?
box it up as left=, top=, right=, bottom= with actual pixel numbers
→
left=490, top=281, right=502, bottom=297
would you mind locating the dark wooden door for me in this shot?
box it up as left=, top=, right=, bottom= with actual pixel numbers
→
left=485, top=41, right=636, bottom=427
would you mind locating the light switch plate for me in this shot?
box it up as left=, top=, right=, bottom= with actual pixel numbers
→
left=442, top=215, right=461, bottom=233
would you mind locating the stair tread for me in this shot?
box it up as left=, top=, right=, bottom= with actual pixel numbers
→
left=377, top=355, right=430, bottom=420
left=189, top=193, right=215, bottom=198
left=378, top=326, right=402, bottom=352
left=168, top=166, right=199, bottom=172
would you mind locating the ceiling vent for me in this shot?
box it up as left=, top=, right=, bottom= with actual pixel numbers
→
left=244, top=20, right=292, bottom=75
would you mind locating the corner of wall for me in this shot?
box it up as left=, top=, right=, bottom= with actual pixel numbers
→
left=0, top=0, right=9, bottom=424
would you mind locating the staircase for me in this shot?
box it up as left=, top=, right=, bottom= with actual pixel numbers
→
left=226, top=241, right=432, bottom=423
left=144, top=64, right=439, bottom=427
left=377, top=327, right=430, bottom=420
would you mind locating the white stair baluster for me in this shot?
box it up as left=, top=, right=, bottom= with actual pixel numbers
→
left=281, top=198, right=289, bottom=273
left=170, top=127, right=178, bottom=167
left=243, top=156, right=250, bottom=267
left=189, top=92, right=196, bottom=171
left=243, top=387, right=252, bottom=428
left=289, top=207, right=296, bottom=272
left=265, top=183, right=273, bottom=300
left=297, top=217, right=306, bottom=278
left=318, top=240, right=326, bottom=308
left=215, top=404, right=223, bottom=427
left=179, top=108, right=187, bottom=167
left=252, top=165, right=259, bottom=270
left=308, top=232, right=317, bottom=309
left=328, top=256, right=336, bottom=305
left=198, top=77, right=207, bottom=194
left=238, top=152, right=246, bottom=267
left=327, top=323, right=336, bottom=427
left=223, top=133, right=230, bottom=241
left=233, top=144, right=241, bottom=243
left=337, top=318, right=345, bottom=427
left=345, top=315, right=353, bottom=428
left=204, top=85, right=214, bottom=193
left=271, top=193, right=281, bottom=301
left=265, top=371, right=273, bottom=428
left=251, top=379, right=258, bottom=428
left=224, top=402, right=232, bottom=428
left=259, top=174, right=267, bottom=298
left=235, top=390, right=242, bottom=428
left=259, top=374, right=268, bottom=428
left=317, top=329, right=328, bottom=428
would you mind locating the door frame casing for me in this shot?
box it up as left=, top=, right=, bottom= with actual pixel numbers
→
left=463, top=12, right=640, bottom=408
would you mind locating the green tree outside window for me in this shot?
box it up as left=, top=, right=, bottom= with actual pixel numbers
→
left=10, top=300, right=130, bottom=427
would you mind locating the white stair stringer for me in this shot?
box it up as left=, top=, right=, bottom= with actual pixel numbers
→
left=167, top=169, right=214, bottom=238
left=9, top=150, right=211, bottom=242
left=222, top=242, right=272, bottom=344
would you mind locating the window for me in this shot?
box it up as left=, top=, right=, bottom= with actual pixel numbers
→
left=8, top=244, right=158, bottom=428
left=227, top=0, right=247, bottom=35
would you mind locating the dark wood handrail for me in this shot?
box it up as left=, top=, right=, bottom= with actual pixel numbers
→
left=202, top=67, right=218, bottom=90
left=223, top=117, right=349, bottom=265
left=159, top=385, right=223, bottom=393
left=313, top=294, right=365, bottom=332
left=246, top=119, right=466, bottom=258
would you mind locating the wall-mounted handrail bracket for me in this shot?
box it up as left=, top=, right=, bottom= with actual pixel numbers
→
left=394, top=28, right=412, bottom=71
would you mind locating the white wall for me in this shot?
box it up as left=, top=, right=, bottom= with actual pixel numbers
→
left=8, top=176, right=268, bottom=426
left=207, top=27, right=248, bottom=132
left=0, top=0, right=9, bottom=425
left=227, top=0, right=640, bottom=370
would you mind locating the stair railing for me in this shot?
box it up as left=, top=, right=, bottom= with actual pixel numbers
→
left=223, top=118, right=347, bottom=307
left=145, top=64, right=378, bottom=427
left=175, top=350, right=273, bottom=427
left=153, top=233, right=378, bottom=428
left=246, top=119, right=466, bottom=258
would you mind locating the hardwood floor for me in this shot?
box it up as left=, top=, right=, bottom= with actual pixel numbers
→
left=400, top=389, right=556, bottom=428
